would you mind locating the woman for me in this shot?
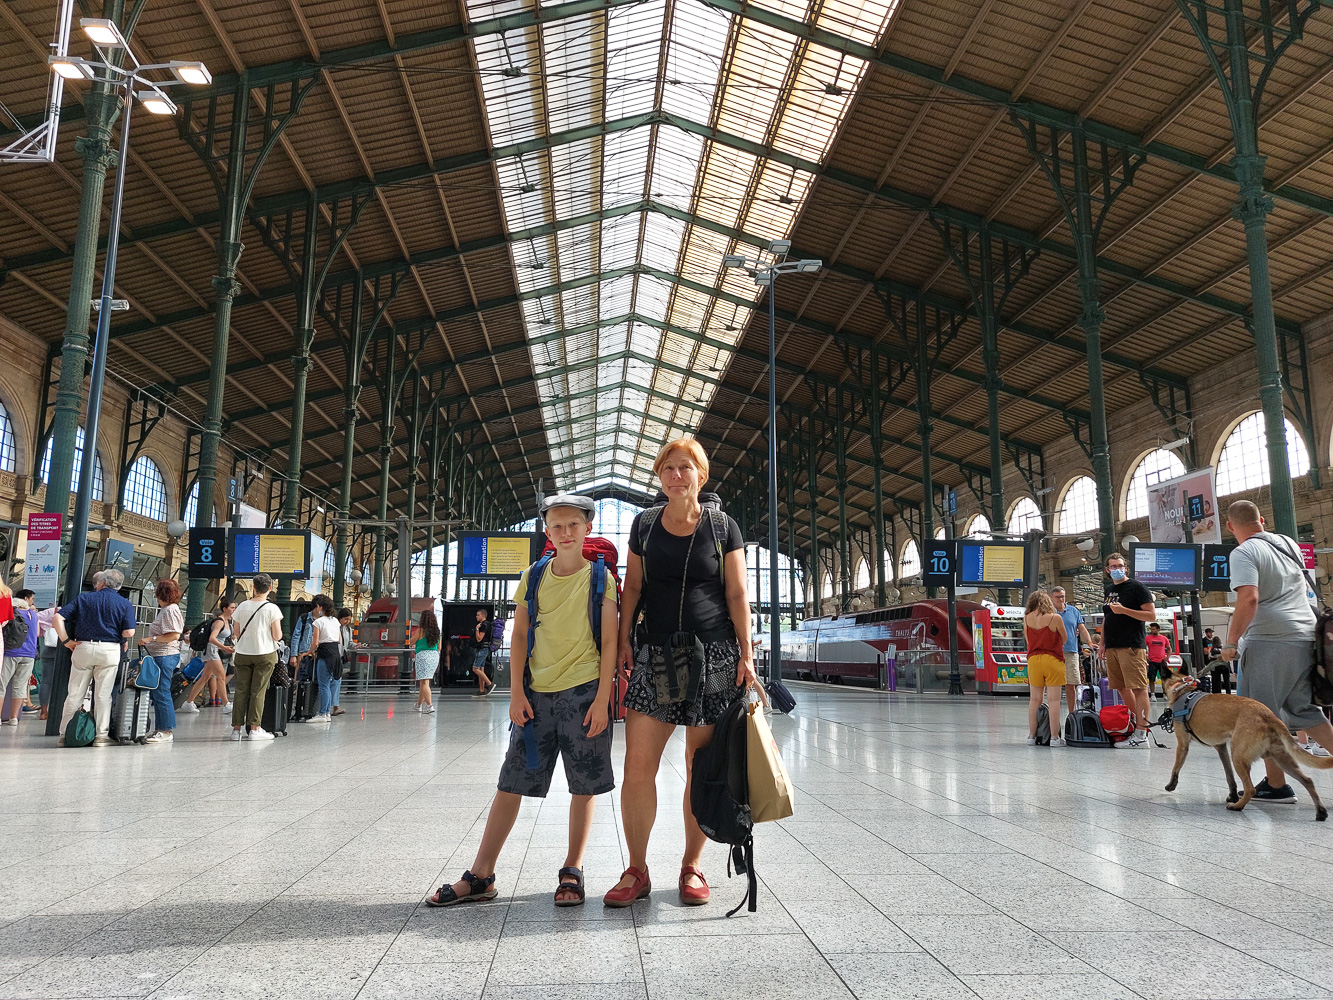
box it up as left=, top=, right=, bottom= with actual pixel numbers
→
left=144, top=578, right=184, bottom=744
left=1024, top=589, right=1068, bottom=747
left=309, top=595, right=341, bottom=722
left=411, top=608, right=441, bottom=714
left=332, top=607, right=354, bottom=716
left=471, top=608, right=495, bottom=696
left=603, top=436, right=755, bottom=908
left=179, top=599, right=236, bottom=713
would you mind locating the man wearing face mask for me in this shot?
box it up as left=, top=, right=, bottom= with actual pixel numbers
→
left=1098, top=551, right=1156, bottom=749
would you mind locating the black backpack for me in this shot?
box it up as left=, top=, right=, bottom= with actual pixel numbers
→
left=689, top=697, right=756, bottom=915
left=2, top=609, right=29, bottom=651
left=188, top=616, right=220, bottom=653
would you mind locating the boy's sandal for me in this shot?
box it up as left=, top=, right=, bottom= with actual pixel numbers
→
left=426, top=870, right=497, bottom=907
left=554, top=866, right=585, bottom=907
left=602, top=866, right=651, bottom=908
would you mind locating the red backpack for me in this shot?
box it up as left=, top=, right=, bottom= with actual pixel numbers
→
left=1099, top=705, right=1134, bottom=743
left=540, top=537, right=622, bottom=593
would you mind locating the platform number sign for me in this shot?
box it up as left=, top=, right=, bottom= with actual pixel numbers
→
left=922, top=538, right=958, bottom=588
left=188, top=527, right=228, bottom=579
left=1201, top=543, right=1235, bottom=593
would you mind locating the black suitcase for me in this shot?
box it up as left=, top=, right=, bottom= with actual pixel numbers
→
left=262, top=674, right=289, bottom=736
left=292, top=666, right=318, bottom=722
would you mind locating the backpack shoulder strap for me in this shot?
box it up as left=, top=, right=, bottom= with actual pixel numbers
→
left=524, top=554, right=554, bottom=668
left=638, top=507, right=663, bottom=581
left=1254, top=533, right=1317, bottom=594
left=707, top=508, right=728, bottom=589
left=588, top=555, right=607, bottom=653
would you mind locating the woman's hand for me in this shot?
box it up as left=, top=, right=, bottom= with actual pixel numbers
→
left=735, top=650, right=757, bottom=688
left=617, top=639, right=634, bottom=679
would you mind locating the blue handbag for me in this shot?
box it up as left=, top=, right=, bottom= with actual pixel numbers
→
left=132, top=655, right=161, bottom=691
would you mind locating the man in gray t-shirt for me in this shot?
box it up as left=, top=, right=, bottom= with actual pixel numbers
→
left=1222, top=500, right=1332, bottom=803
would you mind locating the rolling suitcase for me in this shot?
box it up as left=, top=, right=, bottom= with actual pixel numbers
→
left=292, top=664, right=318, bottom=722
left=113, top=656, right=152, bottom=745
left=262, top=672, right=289, bottom=736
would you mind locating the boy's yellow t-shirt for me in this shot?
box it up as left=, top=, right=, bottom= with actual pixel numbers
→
left=513, top=560, right=600, bottom=692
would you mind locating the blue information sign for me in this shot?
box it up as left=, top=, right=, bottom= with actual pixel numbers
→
left=188, top=527, right=228, bottom=579
left=922, top=538, right=957, bottom=588
left=1202, top=544, right=1235, bottom=593
left=957, top=540, right=1029, bottom=587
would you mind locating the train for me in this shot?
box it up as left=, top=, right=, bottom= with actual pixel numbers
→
left=768, top=597, right=1236, bottom=694
left=771, top=599, right=1013, bottom=692
left=354, top=596, right=513, bottom=685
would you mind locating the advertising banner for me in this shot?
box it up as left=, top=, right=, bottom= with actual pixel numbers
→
left=1146, top=468, right=1221, bottom=544
left=24, top=513, right=62, bottom=610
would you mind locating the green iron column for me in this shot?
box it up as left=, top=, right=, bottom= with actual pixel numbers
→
left=332, top=281, right=363, bottom=610
left=835, top=390, right=851, bottom=609
left=785, top=443, right=799, bottom=629
left=807, top=425, right=821, bottom=614
left=916, top=303, right=936, bottom=565
left=868, top=347, right=888, bottom=608
left=1172, top=0, right=1316, bottom=537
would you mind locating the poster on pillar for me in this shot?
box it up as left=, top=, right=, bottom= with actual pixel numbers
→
left=1146, top=469, right=1221, bottom=545
left=23, top=513, right=62, bottom=611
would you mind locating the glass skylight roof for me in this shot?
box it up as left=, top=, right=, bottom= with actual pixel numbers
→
left=467, top=0, right=901, bottom=491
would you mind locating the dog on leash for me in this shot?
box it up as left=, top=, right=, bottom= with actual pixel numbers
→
left=1162, top=674, right=1333, bottom=821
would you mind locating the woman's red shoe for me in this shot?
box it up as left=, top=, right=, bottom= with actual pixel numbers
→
left=678, top=865, right=709, bottom=906
left=603, top=866, right=651, bottom=908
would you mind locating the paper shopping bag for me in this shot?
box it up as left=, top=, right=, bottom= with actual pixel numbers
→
left=746, top=702, right=794, bottom=823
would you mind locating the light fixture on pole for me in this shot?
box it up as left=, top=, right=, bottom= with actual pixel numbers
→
left=46, top=21, right=210, bottom=619
left=721, top=241, right=822, bottom=687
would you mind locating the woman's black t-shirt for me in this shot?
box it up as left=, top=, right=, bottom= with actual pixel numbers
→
left=629, top=509, right=744, bottom=635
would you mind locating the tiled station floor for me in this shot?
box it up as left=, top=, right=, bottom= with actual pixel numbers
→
left=2, top=683, right=1333, bottom=999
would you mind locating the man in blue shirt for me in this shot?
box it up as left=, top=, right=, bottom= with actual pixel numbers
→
left=54, top=569, right=137, bottom=746
left=1051, top=586, right=1093, bottom=715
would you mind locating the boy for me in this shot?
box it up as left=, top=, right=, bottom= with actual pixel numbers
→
left=428, top=494, right=617, bottom=908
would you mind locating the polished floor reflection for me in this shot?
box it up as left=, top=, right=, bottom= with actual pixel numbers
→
left=1, top=683, right=1331, bottom=999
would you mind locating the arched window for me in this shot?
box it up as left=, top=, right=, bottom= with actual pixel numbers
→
left=965, top=514, right=991, bottom=539
left=1059, top=476, right=1100, bottom=535
left=182, top=481, right=218, bottom=528
left=1007, top=497, right=1043, bottom=537
left=934, top=527, right=945, bottom=540
left=854, top=558, right=870, bottom=590
left=123, top=457, right=167, bottom=521
left=323, top=544, right=336, bottom=583
left=884, top=548, right=895, bottom=583
left=1124, top=449, right=1187, bottom=521
left=40, top=427, right=103, bottom=501
left=820, top=571, right=833, bottom=597
left=0, top=401, right=15, bottom=473
left=1215, top=413, right=1311, bottom=496
left=900, top=540, right=921, bottom=580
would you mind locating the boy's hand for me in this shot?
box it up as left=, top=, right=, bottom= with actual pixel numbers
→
left=584, top=699, right=609, bottom=738
left=509, top=691, right=534, bottom=728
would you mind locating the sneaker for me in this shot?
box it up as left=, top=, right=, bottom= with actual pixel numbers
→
left=1050, top=738, right=1067, bottom=747
left=91, top=735, right=113, bottom=747
left=423, top=704, right=435, bottom=714
left=1, top=719, right=17, bottom=727
left=229, top=729, right=243, bottom=741
left=145, top=731, right=173, bottom=744
left=1302, top=741, right=1332, bottom=758
left=1025, top=736, right=1038, bottom=746
left=1115, top=732, right=1149, bottom=749
left=1253, top=778, right=1296, bottom=803
left=246, top=727, right=275, bottom=741
left=222, top=702, right=233, bottom=712
left=179, top=701, right=199, bottom=715
left=56, top=736, right=65, bottom=747
left=309, top=714, right=331, bottom=723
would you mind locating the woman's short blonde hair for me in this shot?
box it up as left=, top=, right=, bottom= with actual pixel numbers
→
left=652, top=436, right=710, bottom=481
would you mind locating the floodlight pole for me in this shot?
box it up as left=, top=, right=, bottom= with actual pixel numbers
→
left=766, top=267, right=782, bottom=686
left=63, top=71, right=133, bottom=608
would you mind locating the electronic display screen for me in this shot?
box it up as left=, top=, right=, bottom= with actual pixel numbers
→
left=1130, top=543, right=1200, bottom=590
left=957, top=541, right=1028, bottom=587
left=457, top=532, right=545, bottom=579
left=230, top=529, right=311, bottom=578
